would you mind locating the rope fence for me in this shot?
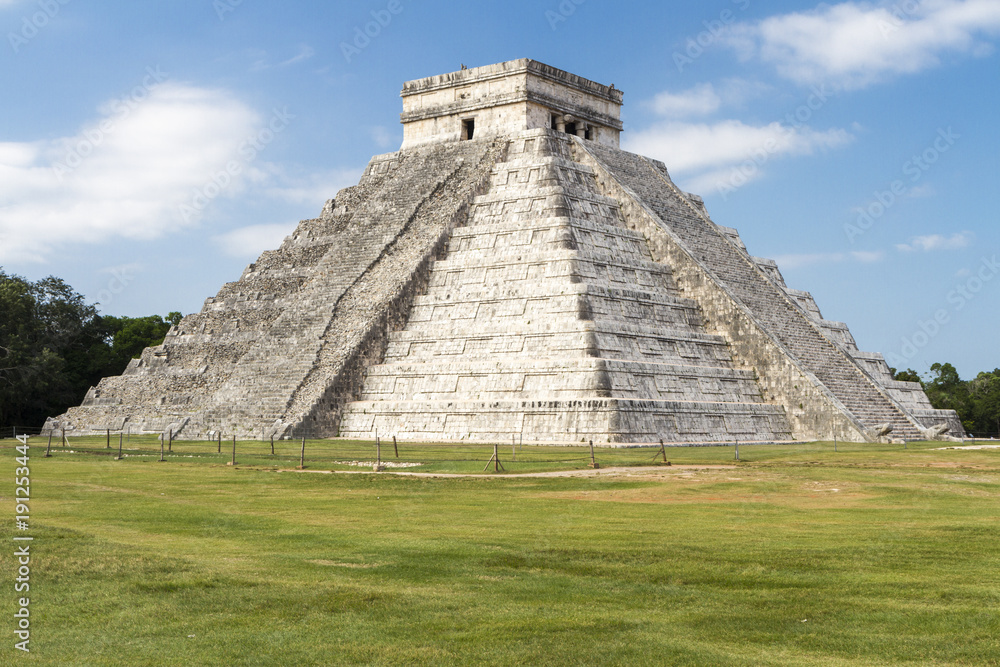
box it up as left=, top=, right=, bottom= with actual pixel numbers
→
left=4, top=426, right=998, bottom=472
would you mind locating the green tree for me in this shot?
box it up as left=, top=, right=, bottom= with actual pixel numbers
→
left=1, top=269, right=183, bottom=427
left=891, top=368, right=923, bottom=385
left=924, top=363, right=972, bottom=431
left=0, top=271, right=101, bottom=425
left=968, top=370, right=1000, bottom=437
left=920, top=363, right=1000, bottom=437
left=110, top=315, right=174, bottom=366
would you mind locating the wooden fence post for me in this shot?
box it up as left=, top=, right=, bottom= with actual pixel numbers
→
left=374, top=435, right=385, bottom=472
left=483, top=443, right=505, bottom=472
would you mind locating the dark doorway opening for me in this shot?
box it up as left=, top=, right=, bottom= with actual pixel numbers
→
left=462, top=118, right=476, bottom=140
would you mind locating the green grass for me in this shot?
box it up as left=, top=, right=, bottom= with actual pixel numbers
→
left=2, top=438, right=999, bottom=665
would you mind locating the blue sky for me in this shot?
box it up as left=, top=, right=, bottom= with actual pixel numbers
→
left=1, top=0, right=997, bottom=378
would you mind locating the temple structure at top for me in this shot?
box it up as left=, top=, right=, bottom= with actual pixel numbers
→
left=400, top=59, right=624, bottom=148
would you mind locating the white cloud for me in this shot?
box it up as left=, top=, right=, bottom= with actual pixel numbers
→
left=213, top=164, right=362, bottom=260
left=650, top=83, right=722, bottom=117
left=725, top=0, right=1000, bottom=89
left=907, top=183, right=937, bottom=199
left=630, top=77, right=850, bottom=195
left=896, top=231, right=974, bottom=252
left=624, top=120, right=852, bottom=194
left=646, top=79, right=771, bottom=119
left=99, top=262, right=143, bottom=277
left=262, top=167, right=362, bottom=206
left=773, top=250, right=885, bottom=270
left=0, top=82, right=266, bottom=263
left=247, top=45, right=316, bottom=72
left=369, top=126, right=396, bottom=150
left=851, top=250, right=885, bottom=263
left=214, top=223, right=296, bottom=258
left=279, top=45, right=315, bottom=67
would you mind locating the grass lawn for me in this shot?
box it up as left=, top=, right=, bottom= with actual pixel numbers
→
left=2, top=438, right=999, bottom=665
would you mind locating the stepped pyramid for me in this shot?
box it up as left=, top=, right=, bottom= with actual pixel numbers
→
left=48, top=59, right=961, bottom=444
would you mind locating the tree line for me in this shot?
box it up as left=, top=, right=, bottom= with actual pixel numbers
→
left=894, top=364, right=1000, bottom=437
left=0, top=270, right=180, bottom=427
left=2, top=269, right=998, bottom=436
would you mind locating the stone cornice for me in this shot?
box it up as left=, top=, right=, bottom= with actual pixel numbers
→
left=401, top=59, right=624, bottom=106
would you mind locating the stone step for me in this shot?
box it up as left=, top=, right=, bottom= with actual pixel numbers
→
left=412, top=282, right=694, bottom=313
left=360, top=358, right=763, bottom=402
left=339, top=398, right=792, bottom=444
left=455, top=212, right=638, bottom=235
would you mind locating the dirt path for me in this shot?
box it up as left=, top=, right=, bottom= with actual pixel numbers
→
left=275, top=465, right=736, bottom=479
left=935, top=444, right=1000, bottom=450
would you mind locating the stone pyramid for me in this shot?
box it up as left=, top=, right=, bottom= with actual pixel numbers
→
left=48, top=60, right=961, bottom=444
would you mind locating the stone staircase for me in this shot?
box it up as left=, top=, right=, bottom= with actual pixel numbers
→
left=48, top=139, right=505, bottom=439
left=580, top=141, right=925, bottom=441
left=339, top=131, right=793, bottom=443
